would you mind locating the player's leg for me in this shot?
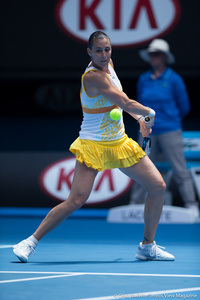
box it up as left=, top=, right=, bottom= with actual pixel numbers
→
left=33, top=161, right=98, bottom=241
left=120, top=156, right=175, bottom=260
left=120, top=155, right=165, bottom=243
left=13, top=161, right=98, bottom=262
left=130, top=135, right=160, bottom=204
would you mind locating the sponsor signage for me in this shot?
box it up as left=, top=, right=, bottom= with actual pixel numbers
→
left=107, top=204, right=199, bottom=224
left=55, top=0, right=181, bottom=47
left=183, top=132, right=200, bottom=160
left=35, top=83, right=81, bottom=112
left=40, top=156, right=133, bottom=205
left=190, top=167, right=200, bottom=201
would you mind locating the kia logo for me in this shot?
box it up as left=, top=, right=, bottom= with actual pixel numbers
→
left=55, top=0, right=181, bottom=47
left=40, top=156, right=133, bottom=205
left=35, top=83, right=81, bottom=112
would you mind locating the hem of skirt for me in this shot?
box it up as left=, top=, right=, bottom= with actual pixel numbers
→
left=70, top=148, right=146, bottom=172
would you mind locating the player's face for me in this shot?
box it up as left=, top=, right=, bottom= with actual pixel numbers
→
left=87, top=38, right=112, bottom=70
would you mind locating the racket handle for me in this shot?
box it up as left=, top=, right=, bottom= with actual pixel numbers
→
left=144, top=116, right=150, bottom=123
left=142, top=116, right=152, bottom=155
left=142, top=137, right=151, bottom=156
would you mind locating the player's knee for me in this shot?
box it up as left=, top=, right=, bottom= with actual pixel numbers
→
left=156, top=179, right=166, bottom=196
left=72, top=194, right=88, bottom=209
left=149, top=179, right=166, bottom=198
left=63, top=192, right=88, bottom=212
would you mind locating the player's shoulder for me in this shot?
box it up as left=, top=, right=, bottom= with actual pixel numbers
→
left=109, top=58, right=114, bottom=68
left=83, top=70, right=109, bottom=92
left=84, top=69, right=105, bottom=81
left=84, top=68, right=107, bottom=85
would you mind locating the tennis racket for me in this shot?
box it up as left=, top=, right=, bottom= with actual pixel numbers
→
left=142, top=117, right=151, bottom=156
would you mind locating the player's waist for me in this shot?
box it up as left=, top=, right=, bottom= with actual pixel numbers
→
left=82, top=104, right=119, bottom=114
left=80, top=134, right=128, bottom=146
left=79, top=126, right=125, bottom=141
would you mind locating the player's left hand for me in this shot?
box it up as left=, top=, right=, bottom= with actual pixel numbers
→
left=138, top=117, right=152, bottom=137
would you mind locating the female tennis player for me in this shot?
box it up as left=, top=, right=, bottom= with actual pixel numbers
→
left=13, top=31, right=174, bottom=262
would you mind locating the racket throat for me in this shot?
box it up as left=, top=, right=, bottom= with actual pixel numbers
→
left=142, top=137, right=151, bottom=156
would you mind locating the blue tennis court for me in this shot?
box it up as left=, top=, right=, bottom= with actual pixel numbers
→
left=0, top=211, right=200, bottom=300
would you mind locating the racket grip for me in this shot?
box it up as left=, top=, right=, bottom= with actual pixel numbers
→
left=144, top=116, right=150, bottom=123
left=143, top=117, right=152, bottom=155
left=142, top=137, right=151, bottom=156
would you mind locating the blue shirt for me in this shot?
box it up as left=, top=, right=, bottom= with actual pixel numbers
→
left=137, top=67, right=190, bottom=135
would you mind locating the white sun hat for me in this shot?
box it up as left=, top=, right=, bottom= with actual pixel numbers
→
left=139, top=39, right=175, bottom=64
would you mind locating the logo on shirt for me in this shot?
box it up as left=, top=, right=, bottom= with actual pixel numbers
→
left=39, top=156, right=133, bottom=205
left=55, top=0, right=181, bottom=47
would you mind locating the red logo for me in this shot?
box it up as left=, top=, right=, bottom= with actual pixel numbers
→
left=39, top=156, right=133, bottom=205
left=55, top=0, right=181, bottom=47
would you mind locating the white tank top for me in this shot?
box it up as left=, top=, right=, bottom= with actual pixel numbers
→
left=79, top=63, right=125, bottom=141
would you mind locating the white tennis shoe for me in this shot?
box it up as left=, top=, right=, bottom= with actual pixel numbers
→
left=135, top=241, right=175, bottom=261
left=13, top=239, right=36, bottom=263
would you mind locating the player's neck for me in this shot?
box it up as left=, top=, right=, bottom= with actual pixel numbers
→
left=91, top=62, right=110, bottom=74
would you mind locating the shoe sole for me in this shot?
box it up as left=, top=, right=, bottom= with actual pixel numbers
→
left=13, top=248, right=28, bottom=263
left=135, top=254, right=175, bottom=261
left=135, top=254, right=149, bottom=261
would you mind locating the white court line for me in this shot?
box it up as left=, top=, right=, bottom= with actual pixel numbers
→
left=1, top=271, right=200, bottom=278
left=74, top=272, right=200, bottom=278
left=0, top=273, right=83, bottom=284
left=0, top=271, right=200, bottom=285
left=0, top=271, right=200, bottom=278
left=0, top=271, right=84, bottom=275
left=0, top=245, right=14, bottom=249
left=76, top=287, right=200, bottom=300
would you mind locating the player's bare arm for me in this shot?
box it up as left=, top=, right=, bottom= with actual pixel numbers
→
left=84, top=70, right=152, bottom=117
left=120, top=90, right=154, bottom=136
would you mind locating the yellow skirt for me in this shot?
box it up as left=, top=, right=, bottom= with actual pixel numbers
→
left=69, top=135, right=146, bottom=172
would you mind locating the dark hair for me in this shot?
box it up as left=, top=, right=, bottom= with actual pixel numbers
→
left=88, top=31, right=110, bottom=49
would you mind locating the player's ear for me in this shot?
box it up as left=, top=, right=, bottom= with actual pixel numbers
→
left=87, top=48, right=91, bottom=56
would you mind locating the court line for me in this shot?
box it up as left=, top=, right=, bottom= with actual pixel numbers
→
left=1, top=271, right=200, bottom=285
left=0, top=273, right=83, bottom=284
left=1, top=271, right=200, bottom=278
left=77, top=272, right=200, bottom=278
left=76, top=287, right=200, bottom=300
left=0, top=245, right=14, bottom=249
left=0, top=271, right=84, bottom=275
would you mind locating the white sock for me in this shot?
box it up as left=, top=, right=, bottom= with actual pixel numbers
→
left=27, top=235, right=39, bottom=246
left=142, top=242, right=154, bottom=247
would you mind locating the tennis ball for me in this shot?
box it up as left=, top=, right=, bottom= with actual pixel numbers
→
left=110, top=108, right=121, bottom=121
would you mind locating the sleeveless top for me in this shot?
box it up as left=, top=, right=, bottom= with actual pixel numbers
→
left=79, top=63, right=125, bottom=141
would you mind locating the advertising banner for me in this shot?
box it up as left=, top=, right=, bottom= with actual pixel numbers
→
left=0, top=152, right=133, bottom=208
left=0, top=0, right=199, bottom=78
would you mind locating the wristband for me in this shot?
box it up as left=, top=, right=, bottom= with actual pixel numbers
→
left=147, top=108, right=155, bottom=118
left=137, top=116, right=144, bottom=123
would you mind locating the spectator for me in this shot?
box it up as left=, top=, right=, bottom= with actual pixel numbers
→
left=130, top=39, right=199, bottom=217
